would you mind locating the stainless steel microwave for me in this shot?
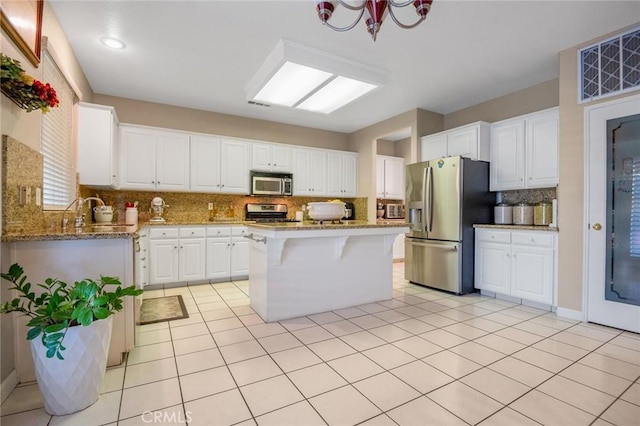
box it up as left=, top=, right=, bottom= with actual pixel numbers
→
left=250, top=171, right=293, bottom=196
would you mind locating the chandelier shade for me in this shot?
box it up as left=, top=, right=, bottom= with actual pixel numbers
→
left=313, top=0, right=433, bottom=41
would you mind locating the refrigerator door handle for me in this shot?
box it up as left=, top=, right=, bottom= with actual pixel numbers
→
left=421, top=166, right=428, bottom=232
left=425, top=166, right=434, bottom=232
left=409, top=240, right=458, bottom=251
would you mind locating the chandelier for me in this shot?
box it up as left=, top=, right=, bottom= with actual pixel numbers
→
left=313, top=0, right=433, bottom=41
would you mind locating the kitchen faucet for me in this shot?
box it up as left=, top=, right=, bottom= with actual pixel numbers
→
left=62, top=196, right=106, bottom=229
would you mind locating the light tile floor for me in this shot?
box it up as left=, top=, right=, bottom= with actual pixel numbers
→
left=2, top=263, right=639, bottom=425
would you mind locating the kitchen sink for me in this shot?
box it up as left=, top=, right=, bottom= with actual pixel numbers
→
left=90, top=224, right=135, bottom=232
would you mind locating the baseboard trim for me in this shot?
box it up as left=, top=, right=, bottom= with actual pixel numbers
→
left=556, top=307, right=583, bottom=321
left=1, top=369, right=18, bottom=404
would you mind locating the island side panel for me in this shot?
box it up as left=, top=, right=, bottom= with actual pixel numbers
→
left=8, top=238, right=134, bottom=383
left=251, top=234, right=394, bottom=322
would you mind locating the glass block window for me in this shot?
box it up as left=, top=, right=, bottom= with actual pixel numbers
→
left=580, top=27, right=640, bottom=102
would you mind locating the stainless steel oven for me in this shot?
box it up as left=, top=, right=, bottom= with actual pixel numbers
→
left=250, top=171, right=293, bottom=196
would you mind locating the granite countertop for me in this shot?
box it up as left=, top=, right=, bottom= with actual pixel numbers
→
left=2, top=219, right=406, bottom=242
left=2, top=224, right=139, bottom=243
left=247, top=220, right=409, bottom=231
left=143, top=220, right=251, bottom=226
left=474, top=224, right=559, bottom=232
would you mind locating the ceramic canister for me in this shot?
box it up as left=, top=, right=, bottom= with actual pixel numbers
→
left=494, top=203, right=513, bottom=224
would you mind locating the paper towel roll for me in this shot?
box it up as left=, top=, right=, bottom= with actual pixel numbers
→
left=549, top=199, right=558, bottom=227
left=295, top=211, right=304, bottom=221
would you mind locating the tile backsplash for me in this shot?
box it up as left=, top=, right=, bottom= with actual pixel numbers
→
left=499, top=187, right=557, bottom=205
left=81, top=188, right=368, bottom=224
left=2, top=136, right=45, bottom=233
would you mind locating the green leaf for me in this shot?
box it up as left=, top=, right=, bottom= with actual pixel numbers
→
left=76, top=307, right=93, bottom=326
left=26, top=326, right=41, bottom=340
left=43, top=332, right=64, bottom=344
left=92, top=307, right=110, bottom=319
left=44, top=320, right=68, bottom=334
left=56, top=351, right=64, bottom=360
left=46, top=347, right=56, bottom=359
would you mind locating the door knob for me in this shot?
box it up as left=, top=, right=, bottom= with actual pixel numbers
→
left=593, top=223, right=602, bottom=231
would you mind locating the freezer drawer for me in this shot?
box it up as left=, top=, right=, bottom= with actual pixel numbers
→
left=405, top=238, right=461, bottom=293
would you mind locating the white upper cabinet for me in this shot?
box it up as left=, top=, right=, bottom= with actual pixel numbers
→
left=77, top=103, right=119, bottom=188
left=191, top=135, right=249, bottom=194
left=293, top=148, right=327, bottom=196
left=156, top=131, right=191, bottom=191
left=421, top=122, right=490, bottom=162
left=376, top=155, right=405, bottom=200
left=327, top=152, right=357, bottom=197
left=190, top=135, right=222, bottom=192
left=120, top=123, right=354, bottom=196
left=251, top=143, right=292, bottom=172
left=220, top=139, right=250, bottom=193
left=120, top=125, right=189, bottom=191
left=490, top=107, right=559, bottom=191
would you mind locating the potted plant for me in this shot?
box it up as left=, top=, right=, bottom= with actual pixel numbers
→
left=0, top=263, right=142, bottom=415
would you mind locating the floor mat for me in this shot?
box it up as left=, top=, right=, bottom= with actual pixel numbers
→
left=139, top=295, right=189, bottom=325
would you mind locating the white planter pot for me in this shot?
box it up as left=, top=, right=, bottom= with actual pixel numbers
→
left=31, top=316, right=113, bottom=416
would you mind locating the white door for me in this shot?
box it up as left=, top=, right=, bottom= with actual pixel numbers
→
left=526, top=110, right=559, bottom=188
left=207, top=238, right=231, bottom=280
left=376, top=157, right=385, bottom=198
left=221, top=140, right=249, bottom=193
left=190, top=136, right=221, bottom=192
left=120, top=127, right=157, bottom=190
left=384, top=157, right=405, bottom=200
left=326, top=152, right=343, bottom=196
left=156, top=131, right=190, bottom=191
left=231, top=238, right=250, bottom=278
left=271, top=145, right=292, bottom=172
left=475, top=241, right=511, bottom=294
left=251, top=143, right=272, bottom=171
left=149, top=239, right=179, bottom=284
left=511, top=246, right=554, bottom=305
left=447, top=127, right=478, bottom=159
left=310, top=150, right=327, bottom=195
left=490, top=120, right=525, bottom=191
left=586, top=94, right=640, bottom=333
left=293, top=149, right=313, bottom=196
left=420, top=134, right=447, bottom=161
left=179, top=238, right=206, bottom=281
left=342, top=154, right=357, bottom=197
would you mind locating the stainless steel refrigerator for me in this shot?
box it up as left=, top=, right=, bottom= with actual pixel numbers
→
left=405, top=156, right=493, bottom=294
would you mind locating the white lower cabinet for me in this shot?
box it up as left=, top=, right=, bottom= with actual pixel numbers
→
left=475, top=228, right=556, bottom=305
left=149, top=227, right=205, bottom=285
left=206, top=227, right=231, bottom=280
left=231, top=227, right=250, bottom=277
left=205, top=226, right=249, bottom=281
left=148, top=225, right=249, bottom=285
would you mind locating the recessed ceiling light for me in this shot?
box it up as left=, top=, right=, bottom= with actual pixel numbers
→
left=101, top=37, right=125, bottom=49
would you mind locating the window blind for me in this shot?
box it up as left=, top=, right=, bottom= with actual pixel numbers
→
left=41, top=50, right=75, bottom=209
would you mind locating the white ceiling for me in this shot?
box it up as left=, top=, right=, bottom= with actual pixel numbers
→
left=49, top=1, right=640, bottom=134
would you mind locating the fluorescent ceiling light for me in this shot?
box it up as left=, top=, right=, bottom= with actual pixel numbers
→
left=297, top=76, right=377, bottom=114
left=254, top=62, right=333, bottom=107
left=246, top=40, right=387, bottom=114
left=101, top=37, right=125, bottom=49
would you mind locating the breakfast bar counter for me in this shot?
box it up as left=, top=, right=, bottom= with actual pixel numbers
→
left=246, top=221, right=409, bottom=322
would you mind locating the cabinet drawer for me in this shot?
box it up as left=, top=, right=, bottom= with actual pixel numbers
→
left=207, top=226, right=231, bottom=237
left=511, top=232, right=555, bottom=248
left=232, top=226, right=248, bottom=237
left=476, top=229, right=511, bottom=244
left=179, top=227, right=206, bottom=238
left=149, top=227, right=179, bottom=239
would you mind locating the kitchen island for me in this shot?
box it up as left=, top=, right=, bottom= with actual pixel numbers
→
left=246, top=221, right=409, bottom=321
